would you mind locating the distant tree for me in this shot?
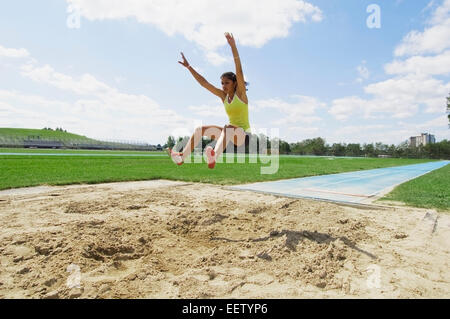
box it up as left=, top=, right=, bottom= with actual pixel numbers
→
left=395, top=141, right=409, bottom=158
left=363, top=143, right=375, bottom=157
left=387, top=144, right=396, bottom=157
left=279, top=139, right=291, bottom=154
left=447, top=93, right=450, bottom=127
left=290, top=142, right=303, bottom=155
left=331, top=143, right=346, bottom=157
left=166, top=136, right=175, bottom=149
left=309, top=137, right=327, bottom=155
left=374, top=142, right=389, bottom=156
left=346, top=143, right=362, bottom=157
left=257, top=133, right=269, bottom=153
left=424, top=140, right=450, bottom=159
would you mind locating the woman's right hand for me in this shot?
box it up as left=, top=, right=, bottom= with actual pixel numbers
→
left=178, top=52, right=190, bottom=68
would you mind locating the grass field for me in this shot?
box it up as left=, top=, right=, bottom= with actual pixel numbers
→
left=0, top=128, right=151, bottom=150
left=377, top=163, right=450, bottom=211
left=0, top=149, right=450, bottom=210
left=0, top=128, right=97, bottom=142
left=0, top=148, right=166, bottom=155
left=1, top=148, right=448, bottom=211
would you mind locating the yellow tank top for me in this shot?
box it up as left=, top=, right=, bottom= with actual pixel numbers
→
left=224, top=94, right=251, bottom=133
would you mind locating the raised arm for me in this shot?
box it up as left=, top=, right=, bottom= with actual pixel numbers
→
left=178, top=52, right=225, bottom=101
left=225, top=33, right=247, bottom=102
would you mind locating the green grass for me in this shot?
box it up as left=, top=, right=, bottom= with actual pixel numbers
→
left=378, top=163, right=450, bottom=211
left=0, top=151, right=436, bottom=190
left=0, top=128, right=97, bottom=142
left=0, top=147, right=166, bottom=155
left=1, top=150, right=447, bottom=210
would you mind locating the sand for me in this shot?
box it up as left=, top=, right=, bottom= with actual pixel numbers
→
left=0, top=180, right=448, bottom=299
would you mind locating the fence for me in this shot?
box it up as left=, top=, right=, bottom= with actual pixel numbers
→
left=0, top=136, right=158, bottom=151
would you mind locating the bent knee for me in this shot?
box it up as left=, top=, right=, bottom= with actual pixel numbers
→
left=194, top=126, right=203, bottom=134
left=234, top=132, right=246, bottom=146
left=223, top=124, right=235, bottom=130
left=202, top=126, right=222, bottom=139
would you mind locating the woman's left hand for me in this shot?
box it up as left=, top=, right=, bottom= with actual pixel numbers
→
left=225, top=32, right=236, bottom=47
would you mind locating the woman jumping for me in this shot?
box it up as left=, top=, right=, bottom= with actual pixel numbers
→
left=168, top=32, right=251, bottom=169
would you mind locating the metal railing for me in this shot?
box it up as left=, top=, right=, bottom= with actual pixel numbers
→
left=0, top=136, right=157, bottom=151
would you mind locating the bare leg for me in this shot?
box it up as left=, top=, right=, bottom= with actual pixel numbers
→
left=181, top=125, right=222, bottom=161
left=214, top=125, right=236, bottom=159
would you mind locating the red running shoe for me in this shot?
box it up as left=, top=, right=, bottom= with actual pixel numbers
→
left=167, top=148, right=184, bottom=166
left=205, top=146, right=216, bottom=169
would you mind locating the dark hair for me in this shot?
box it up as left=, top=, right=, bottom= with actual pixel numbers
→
left=221, top=72, right=249, bottom=91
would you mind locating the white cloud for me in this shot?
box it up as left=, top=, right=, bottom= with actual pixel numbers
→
left=430, top=0, right=450, bottom=24
left=416, top=114, right=449, bottom=128
left=254, top=95, right=325, bottom=125
left=329, top=73, right=449, bottom=121
left=264, top=125, right=320, bottom=143
left=365, top=73, right=450, bottom=114
left=394, top=25, right=450, bottom=57
left=328, top=120, right=447, bottom=145
left=330, top=124, right=412, bottom=145
left=114, top=76, right=126, bottom=84
left=288, top=126, right=320, bottom=134
left=1, top=86, right=198, bottom=144
left=396, top=115, right=450, bottom=142
left=422, top=1, right=437, bottom=15
left=188, top=103, right=228, bottom=119
left=66, top=0, right=322, bottom=65
left=330, top=1, right=450, bottom=122
left=0, top=45, right=30, bottom=58
left=20, top=63, right=111, bottom=96
left=356, top=61, right=370, bottom=83
left=1, top=48, right=201, bottom=143
left=394, top=0, right=450, bottom=56
left=286, top=126, right=320, bottom=140
left=329, top=96, right=366, bottom=121
left=19, top=62, right=182, bottom=119
left=334, top=124, right=389, bottom=136
left=205, top=51, right=229, bottom=67
left=386, top=50, right=450, bottom=75
left=0, top=90, right=82, bottom=131
left=327, top=112, right=450, bottom=145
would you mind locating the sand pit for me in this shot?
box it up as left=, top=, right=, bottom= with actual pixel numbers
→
left=0, top=180, right=449, bottom=299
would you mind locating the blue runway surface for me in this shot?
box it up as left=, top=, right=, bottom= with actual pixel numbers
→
left=231, top=161, right=450, bottom=205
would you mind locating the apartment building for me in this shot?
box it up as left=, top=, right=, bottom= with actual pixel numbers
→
left=409, top=133, right=436, bottom=147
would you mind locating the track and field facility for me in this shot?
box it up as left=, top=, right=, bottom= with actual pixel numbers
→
left=0, top=148, right=449, bottom=298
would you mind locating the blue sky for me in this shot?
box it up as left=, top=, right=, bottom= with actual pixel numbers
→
left=1, top=0, right=449, bottom=145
